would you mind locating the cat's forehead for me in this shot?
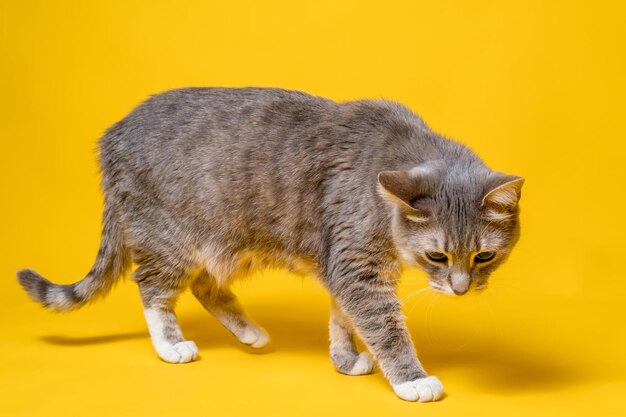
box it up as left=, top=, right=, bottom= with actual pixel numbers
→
left=430, top=214, right=510, bottom=253
left=425, top=190, right=497, bottom=252
left=431, top=183, right=483, bottom=224
left=436, top=168, right=485, bottom=199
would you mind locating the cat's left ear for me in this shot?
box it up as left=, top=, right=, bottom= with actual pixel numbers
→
left=482, top=173, right=525, bottom=220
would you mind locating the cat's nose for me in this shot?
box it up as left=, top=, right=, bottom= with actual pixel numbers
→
left=452, top=286, right=469, bottom=296
left=450, top=272, right=470, bottom=296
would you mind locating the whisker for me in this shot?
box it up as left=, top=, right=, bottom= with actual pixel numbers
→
left=401, top=286, right=431, bottom=302
left=424, top=293, right=438, bottom=345
left=483, top=294, right=504, bottom=340
left=401, top=277, right=430, bottom=281
left=406, top=289, right=434, bottom=316
left=486, top=280, right=532, bottom=296
left=452, top=321, right=484, bottom=351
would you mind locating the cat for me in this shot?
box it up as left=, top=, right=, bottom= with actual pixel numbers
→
left=17, top=87, right=524, bottom=402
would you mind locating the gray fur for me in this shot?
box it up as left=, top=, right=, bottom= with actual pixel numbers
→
left=17, top=87, right=523, bottom=396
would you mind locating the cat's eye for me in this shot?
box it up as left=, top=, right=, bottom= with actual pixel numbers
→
left=426, top=252, right=448, bottom=263
left=474, top=251, right=496, bottom=263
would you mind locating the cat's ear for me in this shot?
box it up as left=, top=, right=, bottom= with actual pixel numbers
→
left=482, top=173, right=525, bottom=220
left=377, top=167, right=436, bottom=220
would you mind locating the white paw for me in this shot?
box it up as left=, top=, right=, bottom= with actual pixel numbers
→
left=346, top=352, right=376, bottom=376
left=156, top=340, right=199, bottom=364
left=239, top=325, right=270, bottom=348
left=392, top=376, right=444, bottom=402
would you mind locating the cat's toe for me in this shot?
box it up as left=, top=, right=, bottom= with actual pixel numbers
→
left=392, top=376, right=444, bottom=402
left=156, top=340, right=199, bottom=364
left=173, top=341, right=199, bottom=362
left=347, top=352, right=375, bottom=375
left=240, top=325, right=270, bottom=348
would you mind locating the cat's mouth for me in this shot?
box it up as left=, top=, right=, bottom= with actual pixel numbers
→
left=429, top=281, right=486, bottom=296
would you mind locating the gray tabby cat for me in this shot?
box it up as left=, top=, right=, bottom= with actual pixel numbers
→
left=17, top=88, right=523, bottom=402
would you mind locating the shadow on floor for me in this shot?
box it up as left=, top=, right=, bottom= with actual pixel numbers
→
left=412, top=332, right=595, bottom=393
left=40, top=300, right=602, bottom=395
left=41, top=331, right=148, bottom=346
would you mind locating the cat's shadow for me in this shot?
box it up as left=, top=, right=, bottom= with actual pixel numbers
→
left=41, top=332, right=148, bottom=346
left=41, top=305, right=598, bottom=394
left=410, top=336, right=590, bottom=393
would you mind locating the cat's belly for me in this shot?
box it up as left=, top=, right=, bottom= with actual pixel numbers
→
left=194, top=242, right=319, bottom=286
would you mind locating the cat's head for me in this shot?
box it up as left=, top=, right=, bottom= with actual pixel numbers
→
left=378, top=162, right=524, bottom=295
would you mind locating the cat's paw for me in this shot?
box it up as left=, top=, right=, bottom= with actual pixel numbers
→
left=346, top=352, right=376, bottom=375
left=156, top=340, right=199, bottom=364
left=239, top=325, right=270, bottom=348
left=392, top=376, right=444, bottom=402
left=332, top=351, right=376, bottom=376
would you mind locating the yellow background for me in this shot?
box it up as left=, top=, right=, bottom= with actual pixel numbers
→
left=1, top=1, right=625, bottom=416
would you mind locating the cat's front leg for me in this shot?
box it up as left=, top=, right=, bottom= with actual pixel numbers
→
left=329, top=298, right=375, bottom=375
left=328, top=272, right=444, bottom=402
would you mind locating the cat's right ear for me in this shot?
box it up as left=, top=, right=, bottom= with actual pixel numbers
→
left=377, top=168, right=436, bottom=221
left=481, top=173, right=525, bottom=221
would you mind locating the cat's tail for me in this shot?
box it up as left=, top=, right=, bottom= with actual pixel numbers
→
left=16, top=201, right=131, bottom=312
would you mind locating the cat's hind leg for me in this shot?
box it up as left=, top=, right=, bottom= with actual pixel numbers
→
left=191, top=271, right=270, bottom=348
left=329, top=298, right=375, bottom=375
left=134, top=256, right=199, bottom=364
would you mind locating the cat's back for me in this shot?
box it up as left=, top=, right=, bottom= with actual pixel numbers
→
left=115, top=87, right=334, bottom=133
left=99, top=87, right=449, bottom=198
left=139, top=87, right=327, bottom=116
left=100, top=87, right=338, bottom=163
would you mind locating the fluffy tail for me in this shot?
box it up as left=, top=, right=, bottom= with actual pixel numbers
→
left=17, top=201, right=131, bottom=312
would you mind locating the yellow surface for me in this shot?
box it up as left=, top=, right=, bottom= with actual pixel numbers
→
left=1, top=1, right=625, bottom=416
